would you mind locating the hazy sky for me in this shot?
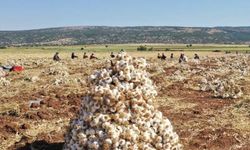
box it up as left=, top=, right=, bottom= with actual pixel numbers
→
left=0, top=0, right=250, bottom=30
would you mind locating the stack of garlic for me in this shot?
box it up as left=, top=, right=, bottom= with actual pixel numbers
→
left=0, top=77, right=10, bottom=87
left=44, top=62, right=69, bottom=76
left=0, top=67, right=6, bottom=77
left=64, top=52, right=182, bottom=150
left=212, top=78, right=243, bottom=99
left=41, top=62, right=70, bottom=85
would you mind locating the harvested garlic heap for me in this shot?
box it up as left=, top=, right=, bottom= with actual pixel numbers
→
left=0, top=68, right=6, bottom=78
left=212, top=78, right=243, bottom=99
left=42, top=62, right=70, bottom=85
left=43, top=62, right=69, bottom=76
left=64, top=52, right=181, bottom=150
left=0, top=77, right=10, bottom=87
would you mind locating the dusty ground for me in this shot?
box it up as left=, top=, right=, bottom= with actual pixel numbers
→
left=0, top=51, right=249, bottom=150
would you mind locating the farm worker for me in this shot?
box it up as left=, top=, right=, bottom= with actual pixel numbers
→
left=83, top=52, right=88, bottom=59
left=90, top=53, right=98, bottom=59
left=110, top=52, right=115, bottom=58
left=179, top=54, right=182, bottom=63
left=71, top=52, right=78, bottom=59
left=53, top=52, right=61, bottom=61
left=157, top=53, right=161, bottom=59
left=179, top=53, right=187, bottom=63
left=161, top=53, right=166, bottom=60
left=194, top=53, right=200, bottom=59
left=170, top=53, right=174, bottom=59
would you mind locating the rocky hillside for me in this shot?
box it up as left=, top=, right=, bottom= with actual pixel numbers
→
left=1, top=26, right=250, bottom=46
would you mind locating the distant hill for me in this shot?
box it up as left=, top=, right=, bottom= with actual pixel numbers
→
left=1, top=26, right=250, bottom=46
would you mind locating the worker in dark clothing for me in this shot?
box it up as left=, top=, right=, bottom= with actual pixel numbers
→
left=110, top=52, right=115, bottom=58
left=161, top=53, right=166, bottom=60
left=194, top=53, right=200, bottom=59
left=179, top=53, right=184, bottom=63
left=90, top=53, right=98, bottom=59
left=83, top=52, right=88, bottom=59
left=71, top=52, right=78, bottom=59
left=53, top=52, right=60, bottom=61
left=157, top=53, right=161, bottom=59
left=179, top=53, right=188, bottom=63
left=170, top=53, right=174, bottom=59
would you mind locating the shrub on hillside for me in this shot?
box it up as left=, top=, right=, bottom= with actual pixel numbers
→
left=137, top=45, right=147, bottom=51
left=148, top=47, right=153, bottom=51
left=212, top=50, right=221, bottom=52
left=0, top=46, right=7, bottom=49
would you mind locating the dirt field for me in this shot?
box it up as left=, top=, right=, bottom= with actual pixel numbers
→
left=0, top=50, right=250, bottom=150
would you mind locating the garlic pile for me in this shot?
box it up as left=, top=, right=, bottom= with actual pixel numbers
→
left=198, top=75, right=244, bottom=99
left=64, top=52, right=181, bottom=150
left=43, top=62, right=69, bottom=76
left=24, top=76, right=40, bottom=83
left=41, top=62, right=71, bottom=85
left=6, top=58, right=49, bottom=68
left=0, top=68, right=6, bottom=77
left=206, top=78, right=243, bottom=99
left=0, top=77, right=10, bottom=87
left=189, top=55, right=249, bottom=99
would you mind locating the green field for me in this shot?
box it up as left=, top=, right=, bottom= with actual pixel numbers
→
left=0, top=44, right=249, bottom=62
left=1, top=44, right=250, bottom=53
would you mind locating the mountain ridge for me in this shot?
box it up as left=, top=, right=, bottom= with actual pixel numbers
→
left=1, top=26, right=250, bottom=46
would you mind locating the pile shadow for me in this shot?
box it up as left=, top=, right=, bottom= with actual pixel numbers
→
left=16, top=140, right=64, bottom=150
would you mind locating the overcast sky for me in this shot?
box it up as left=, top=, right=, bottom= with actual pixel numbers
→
left=0, top=0, right=250, bottom=30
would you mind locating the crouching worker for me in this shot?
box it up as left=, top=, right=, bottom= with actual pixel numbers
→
left=157, top=53, right=161, bottom=59
left=90, top=53, right=98, bottom=59
left=83, top=52, right=88, bottom=59
left=53, top=52, right=61, bottom=61
left=110, top=52, right=115, bottom=58
left=179, top=53, right=188, bottom=63
left=170, top=53, right=174, bottom=59
left=194, top=53, right=200, bottom=59
left=161, top=53, right=166, bottom=60
left=71, top=52, right=78, bottom=59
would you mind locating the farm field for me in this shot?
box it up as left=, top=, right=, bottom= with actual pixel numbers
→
left=2, top=43, right=250, bottom=53
left=0, top=44, right=250, bottom=150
